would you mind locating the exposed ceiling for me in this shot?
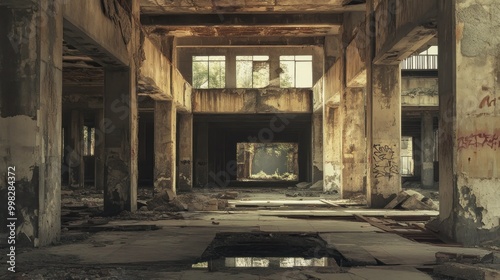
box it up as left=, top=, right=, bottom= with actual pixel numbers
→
left=141, top=1, right=365, bottom=38
left=140, top=0, right=366, bottom=15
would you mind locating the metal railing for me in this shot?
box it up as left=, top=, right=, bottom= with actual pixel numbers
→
left=401, top=54, right=438, bottom=70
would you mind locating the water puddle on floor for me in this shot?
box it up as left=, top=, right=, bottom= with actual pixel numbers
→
left=192, top=232, right=347, bottom=271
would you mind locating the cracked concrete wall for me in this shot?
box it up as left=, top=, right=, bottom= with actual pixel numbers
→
left=0, top=1, right=62, bottom=247
left=438, top=0, right=500, bottom=246
left=342, top=88, right=367, bottom=199
left=192, top=89, right=312, bottom=114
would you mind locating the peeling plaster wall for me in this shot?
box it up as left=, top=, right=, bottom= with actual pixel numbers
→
left=438, top=0, right=500, bottom=245
left=192, top=89, right=312, bottom=114
left=323, top=106, right=342, bottom=192
left=0, top=1, right=62, bottom=247
left=401, top=77, right=438, bottom=107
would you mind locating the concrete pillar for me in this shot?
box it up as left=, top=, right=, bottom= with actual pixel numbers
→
left=195, top=120, right=209, bottom=187
left=0, top=1, right=63, bottom=247
left=312, top=113, right=323, bottom=183
left=68, top=110, right=84, bottom=188
left=368, top=65, right=401, bottom=207
left=438, top=0, right=500, bottom=246
left=94, top=109, right=105, bottom=190
left=342, top=88, right=367, bottom=198
left=177, top=113, right=193, bottom=191
left=226, top=54, right=236, bottom=88
left=154, top=100, right=176, bottom=195
left=103, top=68, right=137, bottom=215
left=420, top=111, right=434, bottom=188
left=323, top=106, right=342, bottom=192
left=269, top=54, right=280, bottom=87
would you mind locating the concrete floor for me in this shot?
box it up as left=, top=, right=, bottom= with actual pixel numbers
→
left=0, top=208, right=492, bottom=279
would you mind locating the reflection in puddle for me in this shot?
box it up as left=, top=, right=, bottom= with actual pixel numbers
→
left=192, top=257, right=332, bottom=269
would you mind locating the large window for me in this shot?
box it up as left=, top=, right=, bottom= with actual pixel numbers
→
left=280, top=55, right=313, bottom=88
left=192, top=56, right=226, bottom=89
left=236, top=56, right=270, bottom=88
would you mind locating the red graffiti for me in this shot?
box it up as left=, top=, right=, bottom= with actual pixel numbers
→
left=458, top=133, right=500, bottom=150
left=479, top=95, right=497, bottom=109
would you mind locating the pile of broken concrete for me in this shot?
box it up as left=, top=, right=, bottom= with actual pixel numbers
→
left=143, top=189, right=234, bottom=212
left=385, top=190, right=438, bottom=210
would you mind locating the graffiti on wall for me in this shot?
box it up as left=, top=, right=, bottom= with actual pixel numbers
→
left=479, top=95, right=497, bottom=109
left=458, top=133, right=500, bottom=150
left=373, top=144, right=399, bottom=178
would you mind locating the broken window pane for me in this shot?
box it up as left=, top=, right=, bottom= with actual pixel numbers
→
left=236, top=56, right=269, bottom=88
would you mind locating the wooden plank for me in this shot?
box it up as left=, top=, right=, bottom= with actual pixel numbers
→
left=353, top=214, right=395, bottom=233
left=319, top=199, right=346, bottom=208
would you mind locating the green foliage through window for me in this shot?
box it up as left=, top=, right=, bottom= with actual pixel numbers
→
left=192, top=56, right=226, bottom=89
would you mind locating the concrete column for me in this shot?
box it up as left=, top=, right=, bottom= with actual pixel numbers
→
left=226, top=54, right=236, bottom=88
left=311, top=113, right=323, bottom=183
left=94, top=109, right=105, bottom=190
left=195, top=121, right=209, bottom=187
left=103, top=68, right=137, bottom=215
left=0, top=1, right=63, bottom=247
left=68, top=110, right=84, bottom=188
left=154, top=100, right=176, bottom=195
left=177, top=113, right=193, bottom=191
left=438, top=0, right=500, bottom=245
left=323, top=106, right=342, bottom=192
left=342, top=88, right=367, bottom=198
left=269, top=54, right=280, bottom=87
left=368, top=65, right=401, bottom=208
left=420, top=111, right=434, bottom=188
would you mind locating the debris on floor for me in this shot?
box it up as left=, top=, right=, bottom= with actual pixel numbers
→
left=385, top=190, right=438, bottom=210
left=296, top=182, right=313, bottom=189
left=434, top=252, right=500, bottom=280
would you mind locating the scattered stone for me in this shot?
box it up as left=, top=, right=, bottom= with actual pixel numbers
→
left=434, top=262, right=500, bottom=280
left=219, top=191, right=238, bottom=199
left=296, top=182, right=312, bottom=189
left=385, top=190, right=438, bottom=210
left=138, top=206, right=149, bottom=211
left=436, top=252, right=483, bottom=264
left=170, top=198, right=188, bottom=211
left=286, top=192, right=299, bottom=197
left=137, top=200, right=148, bottom=209
left=146, top=189, right=176, bottom=210
left=309, top=180, right=323, bottom=190
left=212, top=221, right=220, bottom=225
